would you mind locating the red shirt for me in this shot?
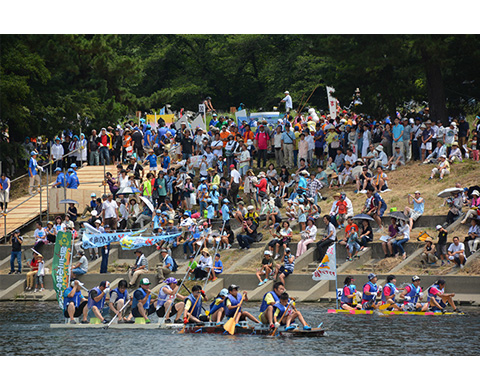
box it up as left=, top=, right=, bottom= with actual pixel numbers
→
left=255, top=131, right=270, bottom=150
left=255, top=178, right=267, bottom=193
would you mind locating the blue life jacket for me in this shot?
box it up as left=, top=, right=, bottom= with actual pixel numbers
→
left=225, top=293, right=243, bottom=318
left=404, top=283, right=421, bottom=304
left=427, top=284, right=443, bottom=302
left=341, top=285, right=355, bottom=304
left=260, top=290, right=280, bottom=313
left=185, top=293, right=202, bottom=318
left=381, top=283, right=397, bottom=303
left=87, top=287, right=106, bottom=310
left=209, top=296, right=226, bottom=316
left=132, top=287, right=151, bottom=310
left=273, top=299, right=292, bottom=320
left=110, top=287, right=128, bottom=304
left=362, top=282, right=378, bottom=302
left=63, top=288, right=83, bottom=310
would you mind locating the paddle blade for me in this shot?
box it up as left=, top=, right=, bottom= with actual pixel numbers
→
left=378, top=303, right=391, bottom=310
left=223, top=318, right=236, bottom=335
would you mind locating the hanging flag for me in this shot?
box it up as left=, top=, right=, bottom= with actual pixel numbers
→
left=159, top=106, right=166, bottom=115
left=326, top=86, right=337, bottom=118
left=119, top=232, right=182, bottom=250
left=51, top=231, right=73, bottom=309
left=312, top=244, right=337, bottom=281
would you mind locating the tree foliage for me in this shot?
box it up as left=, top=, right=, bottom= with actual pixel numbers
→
left=1, top=34, right=479, bottom=142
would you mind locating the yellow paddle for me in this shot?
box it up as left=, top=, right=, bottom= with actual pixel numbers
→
left=178, top=293, right=201, bottom=334
left=223, top=293, right=246, bottom=335
left=270, top=301, right=292, bottom=337
left=378, top=303, right=391, bottom=310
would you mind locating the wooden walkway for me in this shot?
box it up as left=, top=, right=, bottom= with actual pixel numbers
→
left=0, top=165, right=115, bottom=241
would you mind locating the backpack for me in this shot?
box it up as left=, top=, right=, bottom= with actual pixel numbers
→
left=256, top=232, right=263, bottom=242
left=171, top=257, right=179, bottom=272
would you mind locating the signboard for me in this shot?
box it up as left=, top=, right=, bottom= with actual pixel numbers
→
left=198, top=104, right=206, bottom=113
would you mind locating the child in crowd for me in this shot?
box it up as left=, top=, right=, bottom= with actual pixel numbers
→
left=34, top=255, right=45, bottom=292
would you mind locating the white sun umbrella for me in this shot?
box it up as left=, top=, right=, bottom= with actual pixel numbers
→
left=139, top=196, right=155, bottom=213
left=117, top=186, right=140, bottom=195
left=437, top=187, right=463, bottom=198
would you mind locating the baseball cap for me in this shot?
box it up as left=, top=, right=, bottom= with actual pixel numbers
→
left=54, top=167, right=61, bottom=172
left=368, top=273, right=377, bottom=280
left=228, top=284, right=239, bottom=291
left=436, top=225, right=442, bottom=230
left=140, top=278, right=151, bottom=285
left=230, top=164, right=235, bottom=169
left=412, top=275, right=421, bottom=282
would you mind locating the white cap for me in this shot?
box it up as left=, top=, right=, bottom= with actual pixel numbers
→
left=284, top=90, right=289, bottom=94
left=436, top=225, right=442, bottom=230
left=264, top=250, right=273, bottom=256
left=91, top=193, right=96, bottom=197
left=95, top=219, right=101, bottom=224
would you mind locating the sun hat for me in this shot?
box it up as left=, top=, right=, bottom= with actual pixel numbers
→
left=375, top=145, right=384, bottom=152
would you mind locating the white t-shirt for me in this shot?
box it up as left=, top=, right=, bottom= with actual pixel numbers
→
left=345, top=153, right=357, bottom=165
left=102, top=200, right=118, bottom=219
left=448, top=242, right=464, bottom=254
left=231, top=169, right=241, bottom=184
left=282, top=95, right=293, bottom=109
left=211, top=140, right=224, bottom=157
left=37, top=261, right=45, bottom=276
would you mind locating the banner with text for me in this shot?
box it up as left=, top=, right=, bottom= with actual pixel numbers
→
left=51, top=231, right=73, bottom=309
left=326, top=86, right=337, bottom=119
left=312, top=244, right=337, bottom=281
left=82, top=231, right=181, bottom=251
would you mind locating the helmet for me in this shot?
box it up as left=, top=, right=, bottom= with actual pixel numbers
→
left=165, top=277, right=177, bottom=285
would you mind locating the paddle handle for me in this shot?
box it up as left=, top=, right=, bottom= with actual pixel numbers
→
left=180, top=293, right=201, bottom=333
left=105, top=298, right=130, bottom=329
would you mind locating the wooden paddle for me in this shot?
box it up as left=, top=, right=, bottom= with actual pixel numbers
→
left=378, top=303, right=391, bottom=310
left=178, top=293, right=201, bottom=334
left=270, top=301, right=293, bottom=337
left=223, top=293, right=246, bottom=335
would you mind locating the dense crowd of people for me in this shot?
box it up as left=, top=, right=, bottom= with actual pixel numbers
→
left=3, top=103, right=480, bottom=321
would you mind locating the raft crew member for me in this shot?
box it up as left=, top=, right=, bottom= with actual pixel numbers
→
left=209, top=288, right=228, bottom=324
left=132, top=278, right=156, bottom=322
left=155, top=277, right=186, bottom=323
left=274, top=247, right=295, bottom=285
left=87, top=280, right=110, bottom=324
left=259, top=282, right=286, bottom=329
left=427, top=279, right=461, bottom=313
left=273, top=292, right=311, bottom=331
left=399, top=275, right=428, bottom=312
left=64, top=280, right=88, bottom=324
left=224, top=285, right=260, bottom=324
left=381, top=275, right=403, bottom=311
left=340, top=276, right=362, bottom=310
left=361, top=273, right=381, bottom=310
left=183, top=285, right=206, bottom=324
left=108, top=280, right=133, bottom=323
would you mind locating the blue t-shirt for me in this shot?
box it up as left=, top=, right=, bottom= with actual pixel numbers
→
left=162, top=155, right=170, bottom=169
left=214, top=260, right=223, bottom=274
left=145, top=154, right=157, bottom=168
left=67, top=173, right=79, bottom=189
left=221, top=204, right=230, bottom=221
left=392, top=124, right=404, bottom=142
left=144, top=130, right=152, bottom=147
left=315, top=130, right=325, bottom=148
left=29, top=157, right=38, bottom=177
left=207, top=205, right=215, bottom=219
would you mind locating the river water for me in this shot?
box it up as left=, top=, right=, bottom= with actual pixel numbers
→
left=1, top=302, right=479, bottom=356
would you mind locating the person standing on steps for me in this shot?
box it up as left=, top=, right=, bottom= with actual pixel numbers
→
left=9, top=229, right=23, bottom=274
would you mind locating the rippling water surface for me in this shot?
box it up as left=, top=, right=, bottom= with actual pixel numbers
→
left=1, top=302, right=479, bottom=356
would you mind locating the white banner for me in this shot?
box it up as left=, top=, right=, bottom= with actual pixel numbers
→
left=312, top=244, right=337, bottom=281
left=191, top=114, right=206, bottom=131
left=326, top=86, right=336, bottom=118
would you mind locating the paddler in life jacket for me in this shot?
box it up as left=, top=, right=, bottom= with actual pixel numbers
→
left=183, top=285, right=206, bottom=324
left=399, top=275, right=428, bottom=312
left=209, top=288, right=228, bottom=324
left=225, top=285, right=260, bottom=324
left=340, top=276, right=362, bottom=310
left=274, top=292, right=311, bottom=331
left=155, top=277, right=186, bottom=323
left=87, top=280, right=111, bottom=324
left=132, top=278, right=156, bottom=323
left=427, top=279, right=462, bottom=313
left=108, top=279, right=134, bottom=323
left=63, top=280, right=89, bottom=324
left=258, top=282, right=286, bottom=329
left=361, top=273, right=381, bottom=310
left=380, top=274, right=403, bottom=311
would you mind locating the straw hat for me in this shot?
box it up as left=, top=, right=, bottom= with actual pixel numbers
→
left=201, top=248, right=210, bottom=255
